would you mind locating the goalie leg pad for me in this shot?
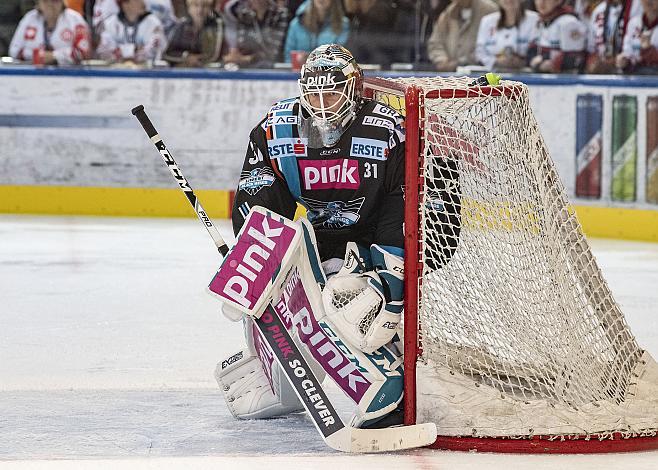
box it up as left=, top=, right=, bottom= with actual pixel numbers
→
left=215, top=347, right=304, bottom=420
left=347, top=339, right=405, bottom=428
left=216, top=297, right=330, bottom=421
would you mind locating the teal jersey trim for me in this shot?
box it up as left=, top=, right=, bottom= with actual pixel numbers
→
left=267, top=99, right=303, bottom=201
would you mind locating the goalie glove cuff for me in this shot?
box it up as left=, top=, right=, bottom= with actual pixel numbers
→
left=370, top=244, right=404, bottom=304
left=334, top=241, right=373, bottom=276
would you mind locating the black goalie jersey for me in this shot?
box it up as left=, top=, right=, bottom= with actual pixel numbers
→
left=232, top=98, right=406, bottom=261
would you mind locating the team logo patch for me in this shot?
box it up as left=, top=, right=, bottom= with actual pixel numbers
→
left=363, top=115, right=394, bottom=130
left=267, top=138, right=307, bottom=158
left=303, top=197, right=365, bottom=228
left=350, top=137, right=389, bottom=160
left=298, top=159, right=360, bottom=190
left=238, top=167, right=276, bottom=195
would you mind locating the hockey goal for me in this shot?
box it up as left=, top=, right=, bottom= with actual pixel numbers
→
left=364, top=76, right=658, bottom=453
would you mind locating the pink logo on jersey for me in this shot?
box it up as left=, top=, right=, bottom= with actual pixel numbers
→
left=299, top=159, right=360, bottom=190
left=208, top=211, right=297, bottom=311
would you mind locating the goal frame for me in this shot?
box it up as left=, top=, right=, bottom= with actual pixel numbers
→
left=363, top=76, right=658, bottom=454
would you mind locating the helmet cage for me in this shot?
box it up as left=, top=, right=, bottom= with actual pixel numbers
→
left=298, top=70, right=357, bottom=125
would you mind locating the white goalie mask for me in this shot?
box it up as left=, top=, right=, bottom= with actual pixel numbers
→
left=298, top=44, right=363, bottom=147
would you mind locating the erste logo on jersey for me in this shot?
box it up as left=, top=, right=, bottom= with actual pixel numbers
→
left=350, top=137, right=388, bottom=160
left=299, top=159, right=360, bottom=190
left=267, top=138, right=307, bottom=158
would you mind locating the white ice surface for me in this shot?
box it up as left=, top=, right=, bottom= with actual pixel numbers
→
left=1, top=215, right=657, bottom=469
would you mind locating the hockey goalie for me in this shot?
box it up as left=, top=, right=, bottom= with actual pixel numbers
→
left=213, top=44, right=409, bottom=429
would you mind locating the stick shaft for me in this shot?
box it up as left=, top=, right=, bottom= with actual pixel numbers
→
left=131, top=105, right=229, bottom=256
left=131, top=104, right=352, bottom=450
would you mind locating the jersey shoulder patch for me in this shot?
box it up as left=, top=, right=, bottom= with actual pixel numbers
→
left=262, top=97, right=301, bottom=139
left=268, top=97, right=299, bottom=114
left=360, top=100, right=405, bottom=148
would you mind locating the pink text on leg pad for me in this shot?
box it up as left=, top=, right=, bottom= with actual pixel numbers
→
left=209, top=211, right=297, bottom=311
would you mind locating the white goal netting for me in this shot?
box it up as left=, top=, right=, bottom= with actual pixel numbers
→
left=368, top=76, right=658, bottom=442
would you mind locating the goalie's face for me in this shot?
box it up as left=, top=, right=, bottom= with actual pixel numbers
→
left=299, top=72, right=356, bottom=125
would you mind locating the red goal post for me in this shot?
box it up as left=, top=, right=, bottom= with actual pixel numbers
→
left=363, top=76, right=658, bottom=453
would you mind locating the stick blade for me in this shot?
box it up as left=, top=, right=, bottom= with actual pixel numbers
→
left=326, top=423, right=438, bottom=453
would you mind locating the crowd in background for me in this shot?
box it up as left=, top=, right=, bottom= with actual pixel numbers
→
left=0, top=0, right=656, bottom=74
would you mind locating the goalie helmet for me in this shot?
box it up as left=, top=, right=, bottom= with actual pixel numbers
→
left=298, top=44, right=364, bottom=147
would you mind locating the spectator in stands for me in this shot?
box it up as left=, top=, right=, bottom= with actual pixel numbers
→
left=96, top=0, right=167, bottom=64
left=393, top=0, right=420, bottom=64
left=585, top=0, right=625, bottom=73
left=529, top=0, right=587, bottom=72
left=89, top=0, right=120, bottom=29
left=426, top=0, right=498, bottom=72
left=85, top=0, right=177, bottom=43
left=221, top=0, right=289, bottom=67
left=283, top=0, right=349, bottom=60
left=144, top=0, right=179, bottom=34
left=9, top=0, right=91, bottom=65
left=170, top=0, right=188, bottom=16
left=419, top=0, right=451, bottom=65
left=573, top=0, right=603, bottom=22
left=287, top=0, right=305, bottom=20
left=475, top=0, right=539, bottom=70
left=616, top=0, right=658, bottom=72
left=87, top=0, right=177, bottom=33
left=0, top=1, right=33, bottom=57
left=587, top=0, right=643, bottom=37
left=85, top=0, right=119, bottom=51
left=164, top=0, right=224, bottom=66
left=344, top=0, right=416, bottom=67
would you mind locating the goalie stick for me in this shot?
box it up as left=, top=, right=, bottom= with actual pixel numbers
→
left=131, top=104, right=437, bottom=453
